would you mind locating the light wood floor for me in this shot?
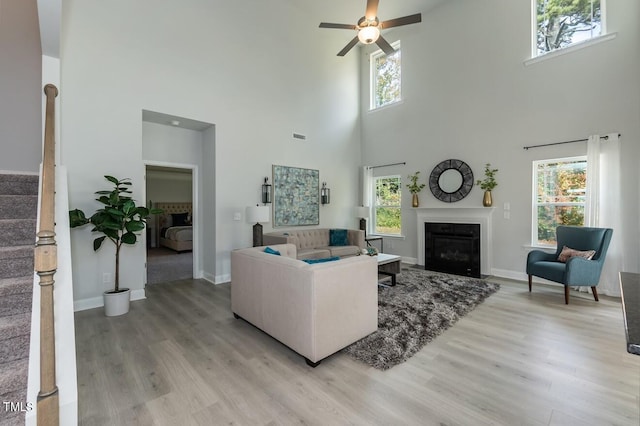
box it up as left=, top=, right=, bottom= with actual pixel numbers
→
left=74, top=273, right=640, bottom=425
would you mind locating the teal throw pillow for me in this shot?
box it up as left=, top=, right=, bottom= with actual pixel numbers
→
left=302, top=256, right=340, bottom=264
left=264, top=246, right=281, bottom=256
left=329, top=229, right=348, bottom=246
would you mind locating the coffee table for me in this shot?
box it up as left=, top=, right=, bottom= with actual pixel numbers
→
left=376, top=253, right=402, bottom=286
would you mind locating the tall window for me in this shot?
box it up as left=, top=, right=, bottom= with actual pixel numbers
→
left=370, top=42, right=401, bottom=110
left=534, top=0, right=603, bottom=56
left=374, top=175, right=401, bottom=235
left=532, top=157, right=587, bottom=245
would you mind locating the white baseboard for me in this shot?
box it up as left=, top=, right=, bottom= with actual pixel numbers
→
left=73, top=288, right=146, bottom=312
left=214, top=273, right=230, bottom=284
left=401, top=256, right=418, bottom=265
left=490, top=268, right=563, bottom=287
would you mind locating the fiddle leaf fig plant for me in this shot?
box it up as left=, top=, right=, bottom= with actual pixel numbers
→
left=69, top=175, right=163, bottom=293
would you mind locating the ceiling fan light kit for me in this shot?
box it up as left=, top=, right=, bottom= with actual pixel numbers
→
left=319, top=0, right=422, bottom=56
left=358, top=25, right=380, bottom=44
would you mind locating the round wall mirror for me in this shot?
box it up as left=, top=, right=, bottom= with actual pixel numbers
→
left=429, top=159, right=474, bottom=203
left=438, top=169, right=463, bottom=193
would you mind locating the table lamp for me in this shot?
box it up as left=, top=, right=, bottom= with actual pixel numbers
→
left=246, top=205, right=270, bottom=247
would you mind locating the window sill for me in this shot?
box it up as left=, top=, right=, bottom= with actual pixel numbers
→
left=523, top=244, right=555, bottom=252
left=368, top=99, right=404, bottom=114
left=524, top=33, right=617, bottom=67
left=369, top=234, right=405, bottom=240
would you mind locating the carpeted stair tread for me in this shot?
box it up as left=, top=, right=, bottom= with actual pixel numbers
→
left=0, top=313, right=31, bottom=339
left=0, top=219, right=37, bottom=247
left=0, top=246, right=34, bottom=279
left=0, top=276, right=33, bottom=297
left=0, top=290, right=33, bottom=318
left=0, top=174, right=39, bottom=196
left=0, top=388, right=28, bottom=425
left=0, top=195, right=38, bottom=219
left=0, top=358, right=29, bottom=398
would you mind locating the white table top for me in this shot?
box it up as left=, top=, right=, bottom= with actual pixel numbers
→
left=376, top=253, right=401, bottom=265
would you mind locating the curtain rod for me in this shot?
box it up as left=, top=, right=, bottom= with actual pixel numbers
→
left=523, top=133, right=620, bottom=150
left=369, top=161, right=406, bottom=169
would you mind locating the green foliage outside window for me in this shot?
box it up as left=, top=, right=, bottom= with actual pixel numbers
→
left=375, top=176, right=401, bottom=235
left=372, top=47, right=401, bottom=109
left=535, top=159, right=587, bottom=244
left=536, top=0, right=601, bottom=55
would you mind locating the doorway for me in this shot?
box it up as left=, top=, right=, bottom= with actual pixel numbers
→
left=146, top=165, right=194, bottom=284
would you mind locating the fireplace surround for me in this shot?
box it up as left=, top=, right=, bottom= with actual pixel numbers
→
left=416, top=208, right=494, bottom=276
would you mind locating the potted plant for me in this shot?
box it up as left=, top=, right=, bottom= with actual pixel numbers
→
left=69, top=175, right=162, bottom=316
left=476, top=163, right=499, bottom=207
left=407, top=171, right=426, bottom=207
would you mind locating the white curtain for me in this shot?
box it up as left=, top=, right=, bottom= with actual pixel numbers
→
left=584, top=133, right=622, bottom=296
left=360, top=166, right=373, bottom=208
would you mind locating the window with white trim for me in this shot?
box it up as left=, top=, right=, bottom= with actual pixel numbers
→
left=534, top=0, right=604, bottom=57
left=532, top=156, right=587, bottom=245
left=370, top=41, right=401, bottom=110
left=373, top=175, right=401, bottom=235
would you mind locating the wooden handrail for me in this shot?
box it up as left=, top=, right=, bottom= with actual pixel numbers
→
left=35, top=83, right=59, bottom=426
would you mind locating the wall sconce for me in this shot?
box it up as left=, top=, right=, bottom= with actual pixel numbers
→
left=262, top=177, right=272, bottom=204
left=321, top=182, right=330, bottom=205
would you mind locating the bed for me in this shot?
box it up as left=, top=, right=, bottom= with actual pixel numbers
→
left=155, top=202, right=193, bottom=252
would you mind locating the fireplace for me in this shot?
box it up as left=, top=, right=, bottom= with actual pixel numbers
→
left=425, top=222, right=480, bottom=278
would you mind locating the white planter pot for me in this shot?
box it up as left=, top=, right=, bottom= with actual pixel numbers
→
left=103, top=288, right=131, bottom=317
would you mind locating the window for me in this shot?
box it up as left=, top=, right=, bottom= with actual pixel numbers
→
left=373, top=175, right=401, bottom=235
left=532, top=157, right=587, bottom=245
left=370, top=42, right=401, bottom=110
left=534, top=0, right=603, bottom=56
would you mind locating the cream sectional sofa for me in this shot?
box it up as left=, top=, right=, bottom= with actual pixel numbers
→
left=230, top=243, right=378, bottom=366
left=263, top=228, right=365, bottom=260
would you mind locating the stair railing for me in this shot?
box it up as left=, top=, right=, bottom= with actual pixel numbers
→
left=34, top=84, right=59, bottom=425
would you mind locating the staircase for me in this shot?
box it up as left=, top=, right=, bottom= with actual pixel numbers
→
left=0, top=173, right=38, bottom=426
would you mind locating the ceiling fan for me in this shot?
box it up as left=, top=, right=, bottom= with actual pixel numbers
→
left=319, top=0, right=422, bottom=56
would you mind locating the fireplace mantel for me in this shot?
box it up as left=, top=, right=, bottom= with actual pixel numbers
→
left=416, top=207, right=495, bottom=275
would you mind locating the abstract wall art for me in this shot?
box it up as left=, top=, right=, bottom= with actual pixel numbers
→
left=272, top=165, right=319, bottom=227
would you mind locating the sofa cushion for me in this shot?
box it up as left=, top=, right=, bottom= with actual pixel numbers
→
left=297, top=248, right=332, bottom=260
left=302, top=256, right=340, bottom=264
left=329, top=245, right=361, bottom=258
left=330, top=229, right=349, bottom=246
left=264, top=246, right=281, bottom=256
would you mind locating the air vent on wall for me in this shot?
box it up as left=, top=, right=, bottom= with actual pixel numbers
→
left=293, top=133, right=307, bottom=140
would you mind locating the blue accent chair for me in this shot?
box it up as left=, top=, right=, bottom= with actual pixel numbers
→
left=526, top=226, right=613, bottom=304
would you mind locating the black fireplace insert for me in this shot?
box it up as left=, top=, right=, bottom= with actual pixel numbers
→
left=425, top=222, right=480, bottom=278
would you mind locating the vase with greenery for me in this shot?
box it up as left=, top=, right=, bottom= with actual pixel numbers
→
left=476, top=163, right=498, bottom=207
left=407, top=171, right=426, bottom=207
left=69, top=176, right=162, bottom=314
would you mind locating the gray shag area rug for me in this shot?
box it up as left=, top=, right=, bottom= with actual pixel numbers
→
left=343, top=268, right=500, bottom=370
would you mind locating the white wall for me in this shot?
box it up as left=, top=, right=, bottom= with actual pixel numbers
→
left=61, top=0, right=362, bottom=300
left=0, top=0, right=42, bottom=173
left=360, top=0, right=640, bottom=281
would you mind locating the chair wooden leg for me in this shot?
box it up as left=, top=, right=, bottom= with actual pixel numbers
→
left=564, top=286, right=570, bottom=304
left=528, top=275, right=532, bottom=292
left=591, top=286, right=599, bottom=302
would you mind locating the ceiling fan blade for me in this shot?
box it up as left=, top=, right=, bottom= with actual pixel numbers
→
left=375, top=35, right=396, bottom=56
left=365, top=0, right=379, bottom=20
left=381, top=13, right=422, bottom=29
left=337, top=36, right=360, bottom=56
left=319, top=22, right=358, bottom=30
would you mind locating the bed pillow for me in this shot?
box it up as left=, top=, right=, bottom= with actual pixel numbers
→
left=557, top=246, right=596, bottom=263
left=171, top=212, right=190, bottom=227
left=329, top=229, right=349, bottom=246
